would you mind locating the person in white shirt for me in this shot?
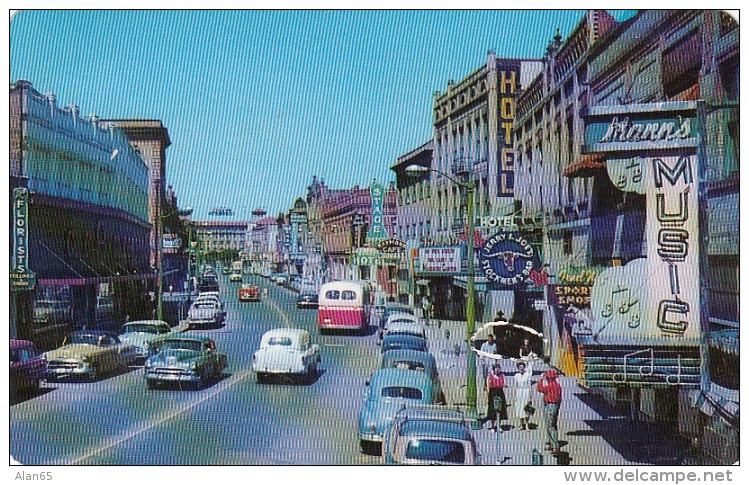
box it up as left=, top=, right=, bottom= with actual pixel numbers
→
left=479, top=333, right=497, bottom=391
left=513, top=360, right=534, bottom=430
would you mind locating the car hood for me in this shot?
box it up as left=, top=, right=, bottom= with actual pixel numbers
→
left=150, top=349, right=203, bottom=366
left=189, top=307, right=218, bottom=317
left=46, top=344, right=104, bottom=361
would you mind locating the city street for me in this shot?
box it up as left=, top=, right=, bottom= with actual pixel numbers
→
left=10, top=275, right=381, bottom=465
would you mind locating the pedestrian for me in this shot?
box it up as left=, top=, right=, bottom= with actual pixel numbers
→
left=479, top=333, right=497, bottom=390
left=519, top=338, right=534, bottom=360
left=486, top=364, right=507, bottom=432
left=536, top=369, right=563, bottom=455
left=513, top=361, right=533, bottom=430
left=421, top=294, right=432, bottom=325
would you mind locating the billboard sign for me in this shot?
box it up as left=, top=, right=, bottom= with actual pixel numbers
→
left=365, top=181, right=389, bottom=244
left=417, top=246, right=462, bottom=275
left=497, top=60, right=521, bottom=197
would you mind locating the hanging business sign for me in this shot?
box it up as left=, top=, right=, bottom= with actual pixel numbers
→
left=365, top=181, right=389, bottom=244
left=579, top=101, right=701, bottom=389
left=497, top=59, right=521, bottom=197
left=351, top=247, right=399, bottom=267
left=11, top=187, right=36, bottom=290
left=162, top=233, right=182, bottom=254
left=376, top=238, right=405, bottom=254
left=479, top=230, right=540, bottom=289
left=417, top=246, right=462, bottom=275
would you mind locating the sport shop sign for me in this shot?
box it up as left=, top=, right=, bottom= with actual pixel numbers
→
left=479, top=231, right=539, bottom=289
left=584, top=102, right=700, bottom=345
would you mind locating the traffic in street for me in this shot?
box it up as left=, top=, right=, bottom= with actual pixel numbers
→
left=11, top=273, right=382, bottom=465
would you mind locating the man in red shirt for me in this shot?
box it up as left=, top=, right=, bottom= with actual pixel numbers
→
left=536, top=369, right=563, bottom=455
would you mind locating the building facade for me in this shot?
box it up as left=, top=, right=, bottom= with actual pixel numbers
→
left=514, top=10, right=739, bottom=463
left=10, top=81, right=153, bottom=348
left=194, top=220, right=250, bottom=263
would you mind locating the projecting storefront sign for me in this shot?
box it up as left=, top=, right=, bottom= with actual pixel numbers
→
left=580, top=101, right=702, bottom=389
left=365, top=181, right=389, bottom=244
left=376, top=238, right=405, bottom=254
left=478, top=231, right=539, bottom=289
left=417, top=246, right=462, bottom=275
left=11, top=187, right=36, bottom=290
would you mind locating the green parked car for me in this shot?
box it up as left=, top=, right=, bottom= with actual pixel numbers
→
left=144, top=335, right=228, bottom=390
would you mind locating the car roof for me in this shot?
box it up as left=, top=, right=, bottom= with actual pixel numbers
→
left=398, top=419, right=472, bottom=441
left=382, top=333, right=426, bottom=344
left=124, top=320, right=169, bottom=326
left=381, top=349, right=436, bottom=368
left=370, top=368, right=433, bottom=390
left=262, top=328, right=309, bottom=339
left=387, top=320, right=424, bottom=332
left=69, top=329, right=117, bottom=338
left=161, top=334, right=213, bottom=343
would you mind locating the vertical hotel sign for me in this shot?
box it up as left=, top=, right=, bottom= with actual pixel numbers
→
left=497, top=60, right=520, bottom=197
left=11, top=187, right=36, bottom=290
left=585, top=101, right=700, bottom=344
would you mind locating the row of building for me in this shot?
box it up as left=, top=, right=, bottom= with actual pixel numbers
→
left=261, top=9, right=738, bottom=464
left=10, top=80, right=188, bottom=347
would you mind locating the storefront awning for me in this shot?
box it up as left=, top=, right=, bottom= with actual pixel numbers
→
left=33, top=239, right=155, bottom=287
left=453, top=275, right=488, bottom=291
left=563, top=153, right=606, bottom=178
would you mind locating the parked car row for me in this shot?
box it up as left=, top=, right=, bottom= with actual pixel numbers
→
left=358, top=303, right=480, bottom=465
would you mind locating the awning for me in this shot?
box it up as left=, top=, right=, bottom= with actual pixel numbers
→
left=453, top=276, right=488, bottom=291
left=690, top=385, right=739, bottom=429
left=33, top=239, right=155, bottom=287
left=563, top=153, right=606, bottom=178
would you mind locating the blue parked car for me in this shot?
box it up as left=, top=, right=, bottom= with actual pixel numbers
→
left=380, top=333, right=427, bottom=354
left=381, top=349, right=445, bottom=404
left=358, top=368, right=438, bottom=455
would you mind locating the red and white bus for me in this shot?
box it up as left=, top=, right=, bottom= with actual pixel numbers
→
left=317, top=281, right=370, bottom=334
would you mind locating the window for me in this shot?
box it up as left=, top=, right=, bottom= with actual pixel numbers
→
left=267, top=337, right=292, bottom=346
left=563, top=230, right=573, bottom=255
left=341, top=290, right=357, bottom=300
left=325, top=290, right=340, bottom=300
left=381, top=386, right=422, bottom=400
left=405, top=439, right=465, bottom=464
left=663, top=30, right=701, bottom=100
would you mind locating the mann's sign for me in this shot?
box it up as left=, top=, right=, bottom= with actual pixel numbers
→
left=580, top=101, right=702, bottom=388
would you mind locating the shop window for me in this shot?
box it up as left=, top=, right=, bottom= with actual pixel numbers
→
left=707, top=255, right=739, bottom=325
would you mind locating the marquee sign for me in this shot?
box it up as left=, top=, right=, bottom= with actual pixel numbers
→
left=417, top=246, right=462, bottom=275
left=376, top=238, right=405, bottom=254
left=11, top=187, right=36, bottom=290
left=479, top=231, right=539, bottom=289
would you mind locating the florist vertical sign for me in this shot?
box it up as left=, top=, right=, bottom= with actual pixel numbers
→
left=11, top=187, right=36, bottom=290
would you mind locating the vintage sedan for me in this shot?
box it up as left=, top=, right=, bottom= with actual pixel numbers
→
left=379, top=303, right=415, bottom=329
left=238, top=284, right=260, bottom=302
left=383, top=320, right=426, bottom=339
left=383, top=406, right=480, bottom=465
left=295, top=291, right=318, bottom=308
left=144, top=335, right=228, bottom=389
left=186, top=300, right=224, bottom=329
left=45, top=330, right=138, bottom=381
left=381, top=349, right=445, bottom=404
left=381, top=333, right=428, bottom=354
left=358, top=368, right=437, bottom=455
left=118, top=320, right=173, bottom=361
left=10, top=340, right=46, bottom=395
left=253, top=328, right=321, bottom=383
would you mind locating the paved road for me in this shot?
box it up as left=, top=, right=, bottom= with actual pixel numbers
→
left=10, top=275, right=382, bottom=465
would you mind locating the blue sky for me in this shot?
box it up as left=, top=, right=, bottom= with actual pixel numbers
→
left=10, top=10, right=636, bottom=220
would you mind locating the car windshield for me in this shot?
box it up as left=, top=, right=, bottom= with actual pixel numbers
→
left=393, top=360, right=426, bottom=372
left=404, top=439, right=465, bottom=464
left=381, top=386, right=422, bottom=400
left=123, top=324, right=161, bottom=334
left=267, top=337, right=293, bottom=346
left=67, top=333, right=108, bottom=346
left=384, top=340, right=426, bottom=353
left=158, top=339, right=202, bottom=352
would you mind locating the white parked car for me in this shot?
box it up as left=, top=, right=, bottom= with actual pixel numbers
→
left=118, top=320, right=173, bottom=361
left=253, top=328, right=321, bottom=384
left=384, top=320, right=427, bottom=339
left=186, top=300, right=224, bottom=329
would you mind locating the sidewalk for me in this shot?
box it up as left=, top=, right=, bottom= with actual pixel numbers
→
left=427, top=318, right=667, bottom=466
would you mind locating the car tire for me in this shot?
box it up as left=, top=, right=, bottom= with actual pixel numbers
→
left=146, top=379, right=158, bottom=390
left=306, top=363, right=317, bottom=383
left=360, top=440, right=381, bottom=456
left=86, top=367, right=98, bottom=382
left=256, top=373, right=267, bottom=384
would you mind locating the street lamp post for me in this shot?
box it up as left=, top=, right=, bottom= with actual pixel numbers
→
left=405, top=164, right=480, bottom=428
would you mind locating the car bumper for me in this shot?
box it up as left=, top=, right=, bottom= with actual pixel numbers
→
left=240, top=296, right=260, bottom=301
left=296, top=301, right=318, bottom=308
left=253, top=365, right=306, bottom=375
left=145, top=370, right=200, bottom=383
left=187, top=319, right=218, bottom=328
left=46, top=365, right=94, bottom=379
